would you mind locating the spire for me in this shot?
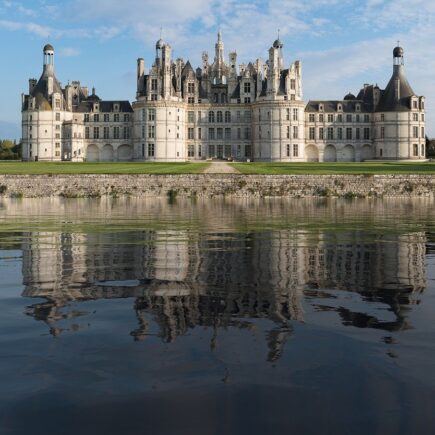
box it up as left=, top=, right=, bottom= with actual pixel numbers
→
left=215, top=29, right=224, bottom=64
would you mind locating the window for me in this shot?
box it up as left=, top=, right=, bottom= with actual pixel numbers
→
left=151, top=94, right=157, bottom=101
left=245, top=145, right=252, bottom=158
left=104, top=127, right=109, bottom=139
left=413, top=100, right=418, bottom=109
left=364, top=128, right=370, bottom=140
left=309, top=127, right=315, bottom=140
left=286, top=126, right=290, bottom=139
left=244, top=97, right=251, bottom=104
left=346, top=114, right=352, bottom=122
left=286, top=144, right=291, bottom=157
left=55, top=125, right=60, bottom=130
left=225, top=128, right=231, bottom=140
left=85, top=127, right=90, bottom=139
left=327, top=127, right=333, bottom=140
left=141, top=126, right=145, bottom=139
left=244, top=111, right=251, bottom=121
left=124, top=114, right=129, bottom=122
left=290, top=79, right=296, bottom=90
left=244, top=82, right=251, bottom=93
left=114, top=114, right=120, bottom=122
left=209, top=144, right=215, bottom=157
left=148, top=125, right=155, bottom=139
left=328, top=114, right=334, bottom=122
left=55, top=142, right=60, bottom=148
left=421, top=127, right=425, bottom=138
left=209, top=111, right=215, bottom=123
left=356, top=128, right=360, bottom=140
left=225, top=111, right=231, bottom=123
left=293, top=126, right=298, bottom=139
left=309, top=114, right=315, bottom=122
left=84, top=114, right=89, bottom=122
left=380, top=148, right=383, bottom=157
left=114, top=127, right=120, bottom=139
left=217, top=128, right=223, bottom=140
left=356, top=114, right=360, bottom=122
left=188, top=128, right=194, bottom=139
left=56, top=113, right=60, bottom=121
left=319, top=128, right=324, bottom=140
left=293, top=144, right=299, bottom=157
left=244, top=127, right=250, bottom=140
left=413, top=126, right=418, bottom=138
left=148, top=109, right=155, bottom=121
left=380, top=127, right=385, bottom=139
left=346, top=128, right=352, bottom=140
left=93, top=127, right=99, bottom=139
left=209, top=128, right=215, bottom=140
left=198, top=128, right=202, bottom=139
left=293, top=108, right=298, bottom=121
left=55, top=151, right=60, bottom=157
left=123, top=127, right=129, bottom=139
left=413, top=144, right=419, bottom=156
left=413, top=113, right=418, bottom=121
left=337, top=114, right=343, bottom=122
left=217, top=111, right=223, bottom=123
left=188, top=82, right=195, bottom=93
left=148, top=143, right=155, bottom=157
left=421, top=144, right=425, bottom=156
left=188, top=97, right=195, bottom=104
left=188, top=144, right=195, bottom=157
left=94, top=114, right=99, bottom=122
left=151, top=79, right=158, bottom=91
left=422, top=114, right=425, bottom=121
left=197, top=111, right=201, bottom=123
left=198, top=145, right=202, bottom=157
left=188, top=111, right=194, bottom=123
left=142, top=144, right=145, bottom=157
left=55, top=99, right=60, bottom=109
left=104, top=114, right=109, bottom=122
left=337, top=128, right=343, bottom=140
left=225, top=144, right=231, bottom=156
left=364, top=114, right=369, bottom=122
left=236, top=111, right=241, bottom=122
left=141, top=109, right=145, bottom=121
left=319, top=114, right=324, bottom=122
left=237, top=128, right=241, bottom=140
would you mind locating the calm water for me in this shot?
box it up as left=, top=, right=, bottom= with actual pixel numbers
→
left=1, top=197, right=435, bottom=435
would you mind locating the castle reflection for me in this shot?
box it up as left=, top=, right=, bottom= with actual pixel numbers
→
left=20, top=224, right=427, bottom=361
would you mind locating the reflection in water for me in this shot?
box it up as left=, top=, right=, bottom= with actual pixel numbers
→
left=12, top=197, right=428, bottom=361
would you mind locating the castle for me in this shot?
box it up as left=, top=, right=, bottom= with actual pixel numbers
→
left=21, top=34, right=426, bottom=162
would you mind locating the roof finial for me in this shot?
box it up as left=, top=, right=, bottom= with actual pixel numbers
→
left=160, top=26, right=163, bottom=39
left=278, top=28, right=280, bottom=39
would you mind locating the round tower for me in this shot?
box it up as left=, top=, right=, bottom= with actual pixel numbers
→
left=374, top=46, right=426, bottom=160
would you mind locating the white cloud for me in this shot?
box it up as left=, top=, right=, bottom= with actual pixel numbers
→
left=58, top=47, right=80, bottom=57
left=0, top=19, right=50, bottom=37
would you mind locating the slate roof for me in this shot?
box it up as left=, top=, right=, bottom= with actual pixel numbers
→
left=305, top=100, right=371, bottom=113
left=73, top=100, right=133, bottom=113
left=376, top=65, right=415, bottom=112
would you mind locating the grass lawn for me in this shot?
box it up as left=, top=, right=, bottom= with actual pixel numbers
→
left=231, top=162, right=435, bottom=175
left=0, top=161, right=210, bottom=175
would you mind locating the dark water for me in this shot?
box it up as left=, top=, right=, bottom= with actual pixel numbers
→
left=1, top=197, right=435, bottom=435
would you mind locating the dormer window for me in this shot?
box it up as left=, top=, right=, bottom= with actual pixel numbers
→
left=319, top=104, right=324, bottom=111
left=114, top=104, right=119, bottom=112
left=337, top=104, right=342, bottom=111
left=356, top=104, right=361, bottom=112
left=188, top=82, right=195, bottom=93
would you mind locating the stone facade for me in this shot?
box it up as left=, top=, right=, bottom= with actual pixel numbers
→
left=21, top=37, right=426, bottom=162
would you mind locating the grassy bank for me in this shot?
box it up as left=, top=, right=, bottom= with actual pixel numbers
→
left=0, top=161, right=210, bottom=175
left=231, top=162, right=435, bottom=175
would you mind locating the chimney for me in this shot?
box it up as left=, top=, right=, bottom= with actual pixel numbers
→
left=29, top=78, right=37, bottom=94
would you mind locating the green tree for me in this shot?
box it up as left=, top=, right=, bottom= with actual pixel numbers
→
left=426, top=136, right=435, bottom=158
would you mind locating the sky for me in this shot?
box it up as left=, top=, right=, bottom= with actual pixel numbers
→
left=1, top=0, right=435, bottom=140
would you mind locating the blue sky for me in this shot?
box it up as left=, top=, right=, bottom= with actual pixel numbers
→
left=1, top=0, right=434, bottom=140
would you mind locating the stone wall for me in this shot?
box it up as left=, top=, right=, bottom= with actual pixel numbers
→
left=0, top=174, right=433, bottom=198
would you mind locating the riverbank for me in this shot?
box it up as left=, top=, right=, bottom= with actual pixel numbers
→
left=0, top=174, right=434, bottom=198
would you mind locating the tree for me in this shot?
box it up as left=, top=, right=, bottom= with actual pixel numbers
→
left=426, top=136, right=435, bottom=158
left=0, top=139, right=21, bottom=160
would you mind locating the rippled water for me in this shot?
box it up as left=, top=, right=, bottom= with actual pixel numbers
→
left=1, top=197, right=435, bottom=435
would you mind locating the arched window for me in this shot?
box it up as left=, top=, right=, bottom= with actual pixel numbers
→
left=225, top=111, right=231, bottom=123
left=217, top=111, right=223, bottom=123
left=209, top=111, right=215, bottom=123
left=413, top=144, right=419, bottom=157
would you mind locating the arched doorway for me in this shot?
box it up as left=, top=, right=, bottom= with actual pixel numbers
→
left=101, top=144, right=114, bottom=161
left=342, top=144, right=356, bottom=162
left=117, top=144, right=133, bottom=161
left=305, top=145, right=319, bottom=162
left=86, top=144, right=100, bottom=162
left=324, top=144, right=337, bottom=162
left=361, top=144, right=372, bottom=161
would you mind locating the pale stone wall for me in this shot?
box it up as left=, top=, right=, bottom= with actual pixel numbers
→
left=0, top=174, right=433, bottom=198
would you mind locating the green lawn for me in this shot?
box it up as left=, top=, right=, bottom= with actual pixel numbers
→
left=231, top=162, right=435, bottom=175
left=0, top=161, right=210, bottom=175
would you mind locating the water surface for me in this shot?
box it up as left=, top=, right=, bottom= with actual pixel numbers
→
left=1, top=197, right=435, bottom=435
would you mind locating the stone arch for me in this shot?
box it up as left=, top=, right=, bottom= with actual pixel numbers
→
left=361, top=144, right=372, bottom=161
left=305, top=144, right=319, bottom=162
left=117, top=144, right=133, bottom=161
left=324, top=144, right=337, bottom=162
left=101, top=144, right=114, bottom=161
left=342, top=144, right=355, bottom=162
left=86, top=144, right=100, bottom=162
